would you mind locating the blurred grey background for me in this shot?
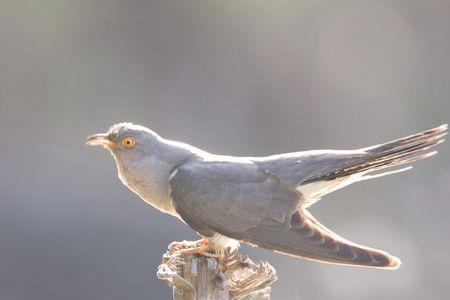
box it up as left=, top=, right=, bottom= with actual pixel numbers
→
left=1, top=1, right=449, bottom=299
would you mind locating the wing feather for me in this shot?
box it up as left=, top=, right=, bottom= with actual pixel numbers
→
left=169, top=161, right=399, bottom=268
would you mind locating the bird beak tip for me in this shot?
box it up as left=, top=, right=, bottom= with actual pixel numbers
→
left=85, top=133, right=110, bottom=146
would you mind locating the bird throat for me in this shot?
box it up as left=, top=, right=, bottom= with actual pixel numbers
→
left=112, top=152, right=179, bottom=216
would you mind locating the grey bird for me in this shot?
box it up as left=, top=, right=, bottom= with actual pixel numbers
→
left=86, top=123, right=447, bottom=269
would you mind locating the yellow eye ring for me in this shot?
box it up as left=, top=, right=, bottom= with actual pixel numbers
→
left=121, top=136, right=136, bottom=149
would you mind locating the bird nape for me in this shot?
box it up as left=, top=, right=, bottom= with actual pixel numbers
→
left=87, top=123, right=447, bottom=269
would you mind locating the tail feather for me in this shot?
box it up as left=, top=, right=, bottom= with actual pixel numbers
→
left=246, top=209, right=401, bottom=269
left=252, top=125, right=446, bottom=268
left=304, top=124, right=447, bottom=184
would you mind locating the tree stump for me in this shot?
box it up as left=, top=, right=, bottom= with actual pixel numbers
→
left=157, top=241, right=277, bottom=300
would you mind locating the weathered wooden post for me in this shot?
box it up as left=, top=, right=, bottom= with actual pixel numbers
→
left=157, top=241, right=277, bottom=300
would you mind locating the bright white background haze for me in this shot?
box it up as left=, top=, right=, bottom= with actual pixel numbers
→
left=0, top=1, right=449, bottom=299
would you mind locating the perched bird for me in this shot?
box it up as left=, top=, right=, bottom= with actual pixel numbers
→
left=86, top=123, right=447, bottom=269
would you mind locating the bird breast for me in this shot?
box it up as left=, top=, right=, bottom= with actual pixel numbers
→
left=114, top=155, right=179, bottom=216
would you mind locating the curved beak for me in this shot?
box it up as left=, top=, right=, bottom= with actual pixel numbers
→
left=85, top=133, right=111, bottom=146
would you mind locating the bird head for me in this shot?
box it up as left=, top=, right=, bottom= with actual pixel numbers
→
left=86, top=123, right=192, bottom=213
left=85, top=122, right=160, bottom=160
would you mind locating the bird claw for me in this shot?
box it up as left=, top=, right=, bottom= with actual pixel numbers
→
left=177, top=245, right=209, bottom=255
left=167, top=239, right=223, bottom=258
left=169, top=239, right=207, bottom=250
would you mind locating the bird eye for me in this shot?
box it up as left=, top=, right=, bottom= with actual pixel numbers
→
left=121, top=136, right=136, bottom=149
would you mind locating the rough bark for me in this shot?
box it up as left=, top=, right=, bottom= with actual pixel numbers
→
left=157, top=241, right=277, bottom=300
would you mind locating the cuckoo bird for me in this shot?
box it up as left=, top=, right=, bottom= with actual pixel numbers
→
left=86, top=123, right=447, bottom=269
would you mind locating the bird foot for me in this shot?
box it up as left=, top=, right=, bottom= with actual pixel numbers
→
left=168, top=239, right=223, bottom=258
left=169, top=239, right=207, bottom=250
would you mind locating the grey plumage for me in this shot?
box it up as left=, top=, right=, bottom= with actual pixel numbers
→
left=87, top=123, right=447, bottom=269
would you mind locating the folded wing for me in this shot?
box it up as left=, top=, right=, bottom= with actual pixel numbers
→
left=169, top=161, right=400, bottom=269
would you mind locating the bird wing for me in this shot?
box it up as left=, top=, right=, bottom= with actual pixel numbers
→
left=169, top=161, right=399, bottom=268
left=169, top=161, right=300, bottom=237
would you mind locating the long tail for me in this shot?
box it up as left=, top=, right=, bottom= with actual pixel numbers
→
left=303, top=124, right=447, bottom=184
left=270, top=125, right=447, bottom=268
left=246, top=209, right=401, bottom=269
